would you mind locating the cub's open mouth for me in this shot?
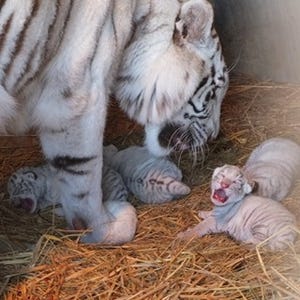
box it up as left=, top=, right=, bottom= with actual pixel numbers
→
left=212, top=189, right=228, bottom=203
left=14, top=197, right=34, bottom=212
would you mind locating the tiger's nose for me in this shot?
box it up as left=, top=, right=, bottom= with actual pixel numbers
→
left=221, top=181, right=230, bottom=189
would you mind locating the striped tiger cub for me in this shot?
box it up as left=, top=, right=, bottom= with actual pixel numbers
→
left=7, top=165, right=60, bottom=214
left=104, top=145, right=191, bottom=204
left=1, top=0, right=227, bottom=243
left=178, top=165, right=297, bottom=250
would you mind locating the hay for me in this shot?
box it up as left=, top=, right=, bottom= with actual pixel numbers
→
left=1, top=76, right=300, bottom=299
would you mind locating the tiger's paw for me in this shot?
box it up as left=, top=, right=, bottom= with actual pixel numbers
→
left=80, top=200, right=137, bottom=245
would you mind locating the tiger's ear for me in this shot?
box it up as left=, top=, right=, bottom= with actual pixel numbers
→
left=175, top=0, right=214, bottom=45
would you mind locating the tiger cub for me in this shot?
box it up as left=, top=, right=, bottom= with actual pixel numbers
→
left=7, top=163, right=137, bottom=245
left=7, top=165, right=60, bottom=214
left=178, top=165, right=297, bottom=250
left=243, top=137, right=300, bottom=201
left=104, top=145, right=191, bottom=204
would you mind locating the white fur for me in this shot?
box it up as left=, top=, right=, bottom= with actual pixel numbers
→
left=0, top=86, right=17, bottom=133
left=144, top=123, right=171, bottom=157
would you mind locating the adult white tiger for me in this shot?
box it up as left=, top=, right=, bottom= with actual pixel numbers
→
left=0, top=0, right=228, bottom=243
left=116, top=0, right=229, bottom=156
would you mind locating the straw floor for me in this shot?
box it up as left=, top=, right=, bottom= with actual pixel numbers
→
left=1, top=76, right=300, bottom=299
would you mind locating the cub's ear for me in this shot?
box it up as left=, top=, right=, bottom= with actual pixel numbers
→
left=24, top=170, right=38, bottom=181
left=242, top=171, right=257, bottom=193
left=243, top=182, right=253, bottom=195
left=175, top=0, right=213, bottom=45
left=249, top=180, right=258, bottom=193
left=105, top=144, right=118, bottom=152
left=103, top=144, right=118, bottom=159
left=212, top=166, right=223, bottom=178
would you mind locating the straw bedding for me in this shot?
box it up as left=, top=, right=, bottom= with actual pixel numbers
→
left=1, top=76, right=300, bottom=299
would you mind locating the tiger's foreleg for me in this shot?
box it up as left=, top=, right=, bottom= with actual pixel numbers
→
left=36, top=87, right=136, bottom=244
left=177, top=215, right=218, bottom=240
left=27, top=0, right=138, bottom=244
left=37, top=96, right=100, bottom=241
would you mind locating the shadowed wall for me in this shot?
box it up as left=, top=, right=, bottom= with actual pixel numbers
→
left=213, top=0, right=300, bottom=83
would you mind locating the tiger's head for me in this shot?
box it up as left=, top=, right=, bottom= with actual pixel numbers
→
left=210, top=165, right=253, bottom=207
left=115, top=0, right=228, bottom=157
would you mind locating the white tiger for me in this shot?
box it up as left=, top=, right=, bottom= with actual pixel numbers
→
left=178, top=165, right=297, bottom=250
left=0, top=0, right=228, bottom=243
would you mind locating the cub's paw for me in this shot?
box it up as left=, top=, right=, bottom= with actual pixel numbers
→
left=177, top=227, right=198, bottom=240
left=198, top=210, right=212, bottom=219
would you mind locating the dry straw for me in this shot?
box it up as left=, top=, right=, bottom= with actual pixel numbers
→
left=1, top=77, right=300, bottom=299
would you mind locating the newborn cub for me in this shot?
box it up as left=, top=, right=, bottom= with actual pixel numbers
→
left=104, top=145, right=191, bottom=204
left=178, top=165, right=297, bottom=250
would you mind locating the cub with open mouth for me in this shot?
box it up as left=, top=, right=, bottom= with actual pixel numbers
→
left=177, top=164, right=297, bottom=251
